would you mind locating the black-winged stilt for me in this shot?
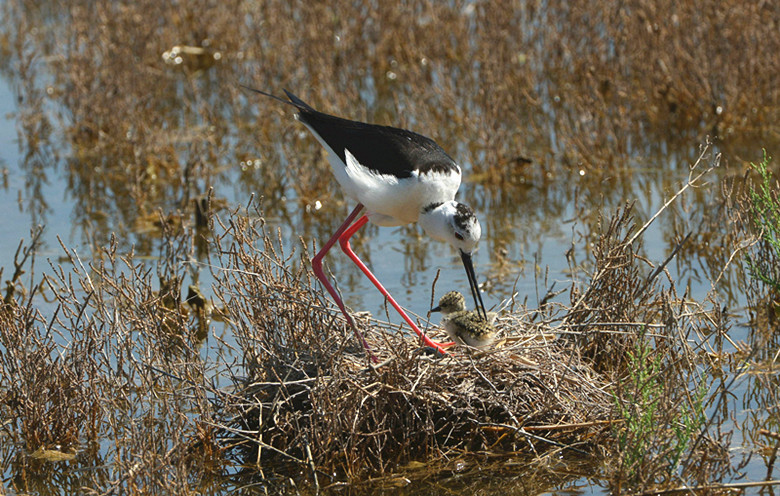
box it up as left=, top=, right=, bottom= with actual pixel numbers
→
left=244, top=87, right=487, bottom=357
left=431, top=291, right=497, bottom=348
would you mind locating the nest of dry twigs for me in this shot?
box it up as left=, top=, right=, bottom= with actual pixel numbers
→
left=213, top=208, right=618, bottom=482
left=227, top=313, right=613, bottom=478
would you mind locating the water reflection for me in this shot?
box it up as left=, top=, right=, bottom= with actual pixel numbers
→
left=0, top=1, right=775, bottom=301
left=0, top=0, right=779, bottom=492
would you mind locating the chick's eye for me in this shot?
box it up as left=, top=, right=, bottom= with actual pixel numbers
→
left=454, top=232, right=464, bottom=241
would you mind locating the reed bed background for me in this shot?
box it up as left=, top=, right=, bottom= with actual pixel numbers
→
left=0, top=0, right=778, bottom=493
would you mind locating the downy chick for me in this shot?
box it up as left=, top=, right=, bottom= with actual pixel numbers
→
left=431, top=291, right=496, bottom=348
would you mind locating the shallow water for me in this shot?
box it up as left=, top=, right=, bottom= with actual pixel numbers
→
left=0, top=71, right=731, bottom=330
left=1, top=1, right=779, bottom=493
left=0, top=80, right=756, bottom=495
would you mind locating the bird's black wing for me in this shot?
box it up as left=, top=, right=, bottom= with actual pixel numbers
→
left=286, top=91, right=459, bottom=179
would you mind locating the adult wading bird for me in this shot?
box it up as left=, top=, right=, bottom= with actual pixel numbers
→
left=245, top=87, right=487, bottom=358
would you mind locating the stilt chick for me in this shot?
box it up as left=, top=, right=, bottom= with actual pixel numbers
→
left=432, top=291, right=496, bottom=348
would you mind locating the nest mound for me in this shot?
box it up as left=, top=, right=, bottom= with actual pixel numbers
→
left=213, top=194, right=720, bottom=484
left=222, top=292, right=614, bottom=477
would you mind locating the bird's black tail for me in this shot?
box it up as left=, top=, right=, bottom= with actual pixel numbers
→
left=282, top=89, right=313, bottom=110
left=240, top=85, right=313, bottom=111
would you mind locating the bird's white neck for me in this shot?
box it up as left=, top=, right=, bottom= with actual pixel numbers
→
left=418, top=201, right=480, bottom=254
left=418, top=202, right=454, bottom=244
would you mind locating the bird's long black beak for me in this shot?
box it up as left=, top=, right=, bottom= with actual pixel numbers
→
left=460, top=250, right=487, bottom=320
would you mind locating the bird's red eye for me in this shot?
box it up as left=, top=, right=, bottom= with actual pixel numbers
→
left=454, top=233, right=464, bottom=241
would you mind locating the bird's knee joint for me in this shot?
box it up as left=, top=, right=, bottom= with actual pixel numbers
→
left=338, top=234, right=352, bottom=252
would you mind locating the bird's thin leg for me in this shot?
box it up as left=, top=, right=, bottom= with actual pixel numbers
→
left=311, top=203, right=377, bottom=362
left=338, top=215, right=452, bottom=354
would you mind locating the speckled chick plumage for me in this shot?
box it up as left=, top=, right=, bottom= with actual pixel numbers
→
left=432, top=291, right=496, bottom=348
left=433, top=291, right=467, bottom=314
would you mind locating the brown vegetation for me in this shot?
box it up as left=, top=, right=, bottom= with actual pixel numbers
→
left=1, top=0, right=778, bottom=235
left=0, top=0, right=778, bottom=494
left=0, top=150, right=741, bottom=493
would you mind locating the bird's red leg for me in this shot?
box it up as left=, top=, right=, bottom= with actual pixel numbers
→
left=311, top=203, right=377, bottom=362
left=338, top=215, right=451, bottom=354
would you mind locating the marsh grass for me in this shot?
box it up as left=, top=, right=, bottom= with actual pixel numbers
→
left=0, top=148, right=742, bottom=494
left=0, top=0, right=778, bottom=493
left=1, top=0, right=778, bottom=246
left=0, top=219, right=224, bottom=493
left=612, top=328, right=711, bottom=487
left=614, top=329, right=665, bottom=478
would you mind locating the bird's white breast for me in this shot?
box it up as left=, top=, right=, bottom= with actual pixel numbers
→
left=337, top=149, right=461, bottom=226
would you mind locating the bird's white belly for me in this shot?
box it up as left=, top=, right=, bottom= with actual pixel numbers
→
left=331, top=148, right=460, bottom=226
